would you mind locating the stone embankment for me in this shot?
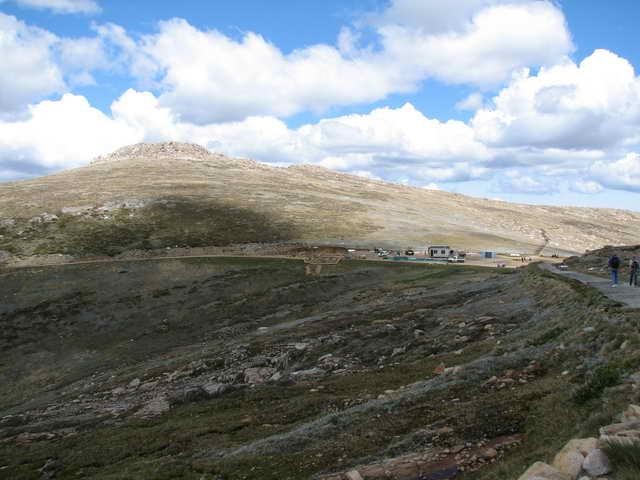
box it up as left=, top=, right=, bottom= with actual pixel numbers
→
left=519, top=404, right=640, bottom=479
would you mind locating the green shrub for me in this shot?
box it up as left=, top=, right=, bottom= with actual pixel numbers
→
left=572, top=365, right=621, bottom=405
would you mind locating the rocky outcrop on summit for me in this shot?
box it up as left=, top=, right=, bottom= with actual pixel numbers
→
left=91, top=142, right=212, bottom=164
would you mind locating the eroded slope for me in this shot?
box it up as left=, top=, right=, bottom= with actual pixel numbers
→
left=1, top=258, right=639, bottom=479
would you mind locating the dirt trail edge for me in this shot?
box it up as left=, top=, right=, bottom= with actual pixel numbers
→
left=538, top=262, right=640, bottom=309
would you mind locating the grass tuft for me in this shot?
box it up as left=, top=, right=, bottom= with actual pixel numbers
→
left=603, top=440, right=640, bottom=479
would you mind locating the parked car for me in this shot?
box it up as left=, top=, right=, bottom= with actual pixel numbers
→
left=447, top=256, right=465, bottom=263
left=405, top=248, right=414, bottom=256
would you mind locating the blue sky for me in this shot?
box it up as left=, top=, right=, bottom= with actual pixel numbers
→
left=1, top=0, right=639, bottom=210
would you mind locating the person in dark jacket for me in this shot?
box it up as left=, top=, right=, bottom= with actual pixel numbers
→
left=609, top=254, right=620, bottom=287
left=631, top=256, right=639, bottom=287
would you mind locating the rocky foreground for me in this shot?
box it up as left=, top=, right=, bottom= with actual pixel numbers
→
left=2, top=142, right=640, bottom=257
left=1, top=257, right=640, bottom=479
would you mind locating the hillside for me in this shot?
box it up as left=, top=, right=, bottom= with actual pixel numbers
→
left=1, top=257, right=639, bottom=479
left=0, top=142, right=639, bottom=257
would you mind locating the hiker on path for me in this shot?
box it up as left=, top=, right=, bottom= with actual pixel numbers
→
left=631, top=257, right=639, bottom=287
left=609, top=254, right=621, bottom=287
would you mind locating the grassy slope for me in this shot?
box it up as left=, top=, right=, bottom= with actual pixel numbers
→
left=1, top=258, right=639, bottom=479
left=2, top=144, right=640, bottom=255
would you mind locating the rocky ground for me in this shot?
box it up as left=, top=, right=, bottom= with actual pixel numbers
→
left=1, top=257, right=640, bottom=479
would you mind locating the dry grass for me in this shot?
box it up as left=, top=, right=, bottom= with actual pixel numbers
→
left=1, top=143, right=639, bottom=256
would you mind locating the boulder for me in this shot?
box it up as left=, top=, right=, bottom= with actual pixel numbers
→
left=582, top=449, right=610, bottom=477
left=622, top=404, right=640, bottom=422
left=135, top=396, right=170, bottom=418
left=244, top=367, right=277, bottom=384
left=518, top=462, right=572, bottom=480
left=111, top=387, right=125, bottom=396
left=345, top=470, right=363, bottom=480
left=599, top=420, right=640, bottom=445
left=202, top=383, right=231, bottom=397
left=561, top=438, right=598, bottom=457
left=552, top=449, right=583, bottom=479
left=480, top=447, right=498, bottom=460
left=170, top=386, right=208, bottom=404
left=291, top=367, right=325, bottom=379
left=128, top=378, right=141, bottom=389
left=552, top=437, right=598, bottom=479
left=434, top=363, right=446, bottom=375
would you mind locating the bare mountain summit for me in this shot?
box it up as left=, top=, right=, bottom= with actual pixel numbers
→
left=0, top=142, right=638, bottom=256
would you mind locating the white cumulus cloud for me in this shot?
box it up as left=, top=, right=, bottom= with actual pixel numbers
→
left=472, top=49, right=640, bottom=150
left=0, top=13, right=64, bottom=114
left=0, top=94, right=138, bottom=170
left=101, top=1, right=573, bottom=123
left=6, top=0, right=101, bottom=14
left=590, top=153, right=640, bottom=192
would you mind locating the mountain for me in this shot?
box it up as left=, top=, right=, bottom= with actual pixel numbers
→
left=1, top=142, right=638, bottom=256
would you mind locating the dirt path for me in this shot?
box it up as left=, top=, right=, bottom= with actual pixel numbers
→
left=539, top=262, right=640, bottom=309
left=533, top=229, right=550, bottom=256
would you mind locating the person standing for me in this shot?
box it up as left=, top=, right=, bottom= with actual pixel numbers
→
left=609, top=254, right=621, bottom=287
left=631, top=256, right=639, bottom=287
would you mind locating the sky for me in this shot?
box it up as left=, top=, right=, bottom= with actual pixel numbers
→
left=0, top=0, right=639, bottom=210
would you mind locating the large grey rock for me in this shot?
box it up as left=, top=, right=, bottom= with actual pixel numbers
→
left=202, top=383, right=231, bottom=397
left=243, top=367, right=277, bottom=385
left=622, top=404, right=640, bottom=422
left=518, top=462, right=572, bottom=480
left=552, top=437, right=598, bottom=479
left=135, top=396, right=170, bottom=418
left=582, top=448, right=610, bottom=476
left=291, top=367, right=326, bottom=379
left=552, top=449, right=583, bottom=479
left=562, top=438, right=598, bottom=456
left=170, top=386, right=208, bottom=404
left=599, top=420, right=640, bottom=444
left=345, top=470, right=363, bottom=480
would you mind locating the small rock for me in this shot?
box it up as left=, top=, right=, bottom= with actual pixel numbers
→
left=391, top=347, right=405, bottom=357
left=128, top=378, right=141, bottom=389
left=38, top=458, right=60, bottom=480
left=481, top=447, right=498, bottom=460
left=139, top=381, right=158, bottom=392
left=111, top=387, right=125, bottom=396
